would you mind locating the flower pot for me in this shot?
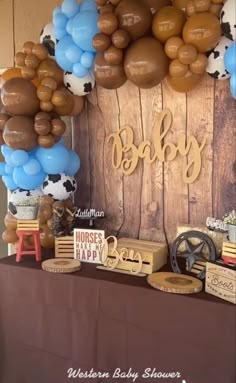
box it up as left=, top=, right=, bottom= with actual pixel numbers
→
left=228, top=224, right=236, bottom=243
left=15, top=206, right=39, bottom=220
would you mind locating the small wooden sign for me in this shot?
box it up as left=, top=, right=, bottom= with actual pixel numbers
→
left=205, top=262, right=236, bottom=304
left=74, top=228, right=105, bottom=263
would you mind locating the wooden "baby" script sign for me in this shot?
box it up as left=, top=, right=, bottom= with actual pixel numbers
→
left=108, top=109, right=206, bottom=184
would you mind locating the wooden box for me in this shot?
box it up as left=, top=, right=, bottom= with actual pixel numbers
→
left=205, top=262, right=236, bottom=304
left=103, top=238, right=168, bottom=275
left=55, top=236, right=74, bottom=258
left=222, top=241, right=236, bottom=264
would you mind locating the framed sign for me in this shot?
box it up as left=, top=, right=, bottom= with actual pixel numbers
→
left=74, top=228, right=105, bottom=264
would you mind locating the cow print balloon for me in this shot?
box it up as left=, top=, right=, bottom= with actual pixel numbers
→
left=64, top=71, right=95, bottom=96
left=40, top=22, right=58, bottom=58
left=220, top=0, right=236, bottom=42
left=42, top=173, right=77, bottom=201
left=206, top=36, right=231, bottom=80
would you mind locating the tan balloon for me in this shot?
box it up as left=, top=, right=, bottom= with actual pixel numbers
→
left=209, top=3, right=223, bottom=17
left=32, top=43, right=48, bottom=61
left=115, top=0, right=152, bottom=40
left=34, top=119, right=52, bottom=135
left=40, top=101, right=54, bottom=112
left=167, top=70, right=203, bottom=92
left=169, top=59, right=188, bottom=78
left=172, top=0, right=188, bottom=10
left=40, top=195, right=54, bottom=205
left=104, top=45, right=123, bottom=65
left=70, top=96, right=85, bottom=116
left=35, top=111, right=52, bottom=122
left=100, top=4, right=115, bottom=14
left=152, top=6, right=186, bottom=43
left=38, top=134, right=56, bottom=148
left=64, top=198, right=74, bottom=209
left=2, top=229, right=18, bottom=244
left=37, top=203, right=52, bottom=224
left=40, top=225, right=55, bottom=248
left=178, top=44, right=198, bottom=65
left=25, top=54, right=40, bottom=69
left=186, top=0, right=211, bottom=15
left=41, top=77, right=58, bottom=91
left=190, top=53, right=208, bottom=74
left=37, top=85, right=52, bottom=102
left=144, top=0, right=171, bottom=14
left=23, top=41, right=34, bottom=55
left=98, top=13, right=118, bottom=35
left=1, top=77, right=40, bottom=116
left=3, top=116, right=38, bottom=151
left=51, top=118, right=66, bottom=136
left=93, top=33, right=111, bottom=52
left=21, top=66, right=36, bottom=80
left=37, top=59, right=63, bottom=85
left=52, top=88, right=74, bottom=116
left=4, top=212, right=17, bottom=230
left=165, top=36, right=184, bottom=59
left=94, top=53, right=127, bottom=89
left=112, top=29, right=130, bottom=49
left=183, top=12, right=221, bottom=53
left=15, top=52, right=26, bottom=67
left=124, top=37, right=169, bottom=89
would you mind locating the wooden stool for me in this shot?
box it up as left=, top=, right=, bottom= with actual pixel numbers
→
left=16, top=220, right=41, bottom=262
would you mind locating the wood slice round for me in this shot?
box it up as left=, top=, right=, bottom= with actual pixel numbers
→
left=41, top=258, right=81, bottom=273
left=147, top=272, right=203, bottom=294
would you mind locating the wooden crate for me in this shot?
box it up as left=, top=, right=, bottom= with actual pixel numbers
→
left=205, top=262, right=236, bottom=304
left=103, top=238, right=167, bottom=275
left=222, top=241, right=236, bottom=264
left=55, top=236, right=74, bottom=258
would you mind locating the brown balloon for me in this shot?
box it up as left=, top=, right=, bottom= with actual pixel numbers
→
left=69, top=95, right=85, bottom=116
left=98, top=13, right=118, bottom=35
left=95, top=0, right=107, bottom=5
left=1, top=77, right=40, bottom=116
left=112, top=29, right=130, bottom=49
left=37, top=203, right=52, bottom=224
left=51, top=118, right=66, bottom=136
left=124, top=37, right=169, bottom=89
left=178, top=44, right=198, bottom=65
left=40, top=224, right=55, bottom=248
left=152, top=6, right=186, bottom=43
left=3, top=116, right=38, bottom=151
left=47, top=218, right=53, bottom=230
left=51, top=89, right=67, bottom=107
left=0, top=113, right=11, bottom=130
left=2, top=229, right=18, bottom=244
left=165, top=36, right=184, bottom=59
left=169, top=59, right=188, bottom=78
left=40, top=195, right=54, bottom=205
left=172, top=0, right=188, bottom=10
left=100, top=4, right=115, bottom=14
left=25, top=53, right=40, bottom=69
left=35, top=111, right=52, bottom=121
left=110, top=0, right=121, bottom=4
left=94, top=53, right=127, bottom=89
left=41, top=77, right=58, bottom=91
left=104, top=45, right=123, bottom=65
left=93, top=33, right=111, bottom=52
left=115, top=0, right=152, bottom=40
left=32, top=43, right=48, bottom=61
left=23, top=41, right=34, bottom=55
left=37, top=59, right=63, bottom=85
left=144, top=0, right=171, bottom=14
left=209, top=3, right=223, bottom=17
left=52, top=88, right=74, bottom=116
left=190, top=53, right=208, bottom=74
left=38, top=134, right=56, bottom=148
left=15, top=52, right=26, bottom=67
left=37, top=85, right=52, bottom=102
left=40, top=101, right=54, bottom=112
left=183, top=12, right=221, bottom=53
left=0, top=131, right=4, bottom=145
left=64, top=198, right=74, bottom=209
left=34, top=119, right=52, bottom=135
left=21, top=66, right=36, bottom=80
left=167, top=70, right=203, bottom=92
left=4, top=212, right=17, bottom=230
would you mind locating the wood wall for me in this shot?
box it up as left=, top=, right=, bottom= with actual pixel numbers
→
left=74, top=76, right=236, bottom=245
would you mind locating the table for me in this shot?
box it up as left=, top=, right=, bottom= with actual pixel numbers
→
left=0, top=253, right=235, bottom=383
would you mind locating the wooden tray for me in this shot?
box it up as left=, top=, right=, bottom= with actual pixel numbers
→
left=147, top=272, right=203, bottom=294
left=41, top=258, right=81, bottom=273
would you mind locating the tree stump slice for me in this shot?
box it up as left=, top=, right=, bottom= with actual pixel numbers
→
left=147, top=272, right=203, bottom=294
left=41, top=258, right=81, bottom=273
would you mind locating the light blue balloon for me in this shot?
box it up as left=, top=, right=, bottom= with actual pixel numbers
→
left=73, top=62, right=88, bottom=77
left=53, top=6, right=62, bottom=18
left=62, top=0, right=80, bottom=18
left=64, top=150, right=80, bottom=176
left=36, top=145, right=70, bottom=174
left=5, top=154, right=15, bottom=167
left=5, top=164, right=14, bottom=175
left=80, top=0, right=97, bottom=12
left=0, top=162, right=7, bottom=176
left=2, top=175, right=17, bottom=191
left=66, top=17, right=74, bottom=35
left=224, top=42, right=236, bottom=74
left=13, top=167, right=46, bottom=190
left=230, top=73, right=236, bottom=99
left=23, top=159, right=41, bottom=176
left=72, top=11, right=99, bottom=52
left=80, top=51, right=94, bottom=69
left=11, top=150, right=29, bottom=166
left=53, top=26, right=67, bottom=40
left=55, top=35, right=74, bottom=71
left=1, top=144, right=13, bottom=158
left=53, top=13, right=68, bottom=29
left=65, top=44, right=83, bottom=64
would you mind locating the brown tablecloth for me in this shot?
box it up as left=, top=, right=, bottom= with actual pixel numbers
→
left=0, top=253, right=235, bottom=383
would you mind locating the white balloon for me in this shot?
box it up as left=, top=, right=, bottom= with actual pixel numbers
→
left=64, top=70, right=95, bottom=96
left=41, top=173, right=77, bottom=201
left=206, top=36, right=231, bottom=80
left=220, top=0, right=236, bottom=41
left=40, top=22, right=57, bottom=58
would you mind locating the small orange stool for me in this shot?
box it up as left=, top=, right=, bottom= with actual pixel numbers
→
left=16, top=220, right=41, bottom=262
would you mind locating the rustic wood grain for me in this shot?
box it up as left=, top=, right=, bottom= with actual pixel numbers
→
left=187, top=74, right=215, bottom=224
left=116, top=81, right=143, bottom=239
left=162, top=79, right=189, bottom=243
left=96, top=86, right=124, bottom=236
left=139, top=85, right=166, bottom=242
left=213, top=80, right=236, bottom=219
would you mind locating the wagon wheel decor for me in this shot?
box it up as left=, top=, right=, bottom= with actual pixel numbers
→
left=170, top=231, right=217, bottom=280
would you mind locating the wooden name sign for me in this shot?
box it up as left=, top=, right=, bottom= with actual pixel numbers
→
left=98, top=237, right=167, bottom=276
left=74, top=229, right=105, bottom=263
left=205, top=262, right=236, bottom=304
left=108, top=109, right=206, bottom=184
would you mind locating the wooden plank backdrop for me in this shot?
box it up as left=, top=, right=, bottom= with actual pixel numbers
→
left=74, top=76, right=236, bottom=245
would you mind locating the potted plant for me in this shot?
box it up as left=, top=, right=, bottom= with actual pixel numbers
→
left=223, top=210, right=236, bottom=243
left=15, top=195, right=40, bottom=220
